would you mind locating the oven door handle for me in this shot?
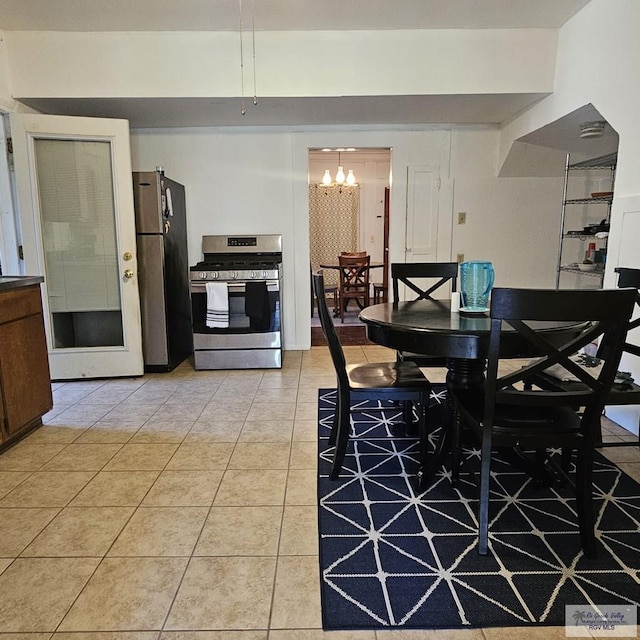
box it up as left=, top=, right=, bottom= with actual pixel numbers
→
left=190, top=281, right=279, bottom=294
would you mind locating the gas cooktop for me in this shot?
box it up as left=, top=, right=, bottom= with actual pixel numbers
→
left=191, top=259, right=280, bottom=270
left=191, top=234, right=283, bottom=281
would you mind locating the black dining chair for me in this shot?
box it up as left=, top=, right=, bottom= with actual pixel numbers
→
left=391, top=262, right=459, bottom=368
left=525, top=267, right=640, bottom=450
left=607, top=268, right=640, bottom=446
left=450, top=287, right=636, bottom=557
left=313, top=270, right=432, bottom=480
left=310, top=262, right=338, bottom=318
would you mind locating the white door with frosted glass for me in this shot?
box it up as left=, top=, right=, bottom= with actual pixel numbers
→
left=10, top=114, right=143, bottom=380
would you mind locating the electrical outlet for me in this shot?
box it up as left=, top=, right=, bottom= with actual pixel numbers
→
left=457, top=253, right=465, bottom=263
left=457, top=211, right=467, bottom=225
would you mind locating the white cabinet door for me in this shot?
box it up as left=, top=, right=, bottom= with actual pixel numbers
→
left=10, top=113, right=143, bottom=380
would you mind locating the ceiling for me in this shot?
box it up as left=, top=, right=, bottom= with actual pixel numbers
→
left=520, top=104, right=618, bottom=158
left=0, top=0, right=591, bottom=32
left=497, top=103, right=619, bottom=176
left=3, top=0, right=607, bottom=159
left=18, top=94, right=551, bottom=130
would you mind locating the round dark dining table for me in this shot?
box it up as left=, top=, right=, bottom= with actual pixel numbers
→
left=360, top=299, right=586, bottom=388
left=359, top=299, right=589, bottom=486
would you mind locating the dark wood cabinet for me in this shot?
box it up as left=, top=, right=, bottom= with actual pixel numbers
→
left=0, top=279, right=52, bottom=447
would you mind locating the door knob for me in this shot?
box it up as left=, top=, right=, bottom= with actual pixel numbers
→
left=123, top=269, right=135, bottom=280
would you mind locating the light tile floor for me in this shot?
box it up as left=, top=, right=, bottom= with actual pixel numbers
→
left=0, top=346, right=638, bottom=638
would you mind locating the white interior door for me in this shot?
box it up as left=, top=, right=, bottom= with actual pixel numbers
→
left=10, top=113, right=143, bottom=380
left=405, top=165, right=439, bottom=262
left=403, top=165, right=445, bottom=299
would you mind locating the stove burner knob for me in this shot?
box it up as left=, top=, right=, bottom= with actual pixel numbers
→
left=198, top=271, right=207, bottom=280
left=262, top=270, right=268, bottom=279
left=210, top=271, right=219, bottom=279
left=230, top=271, right=237, bottom=279
left=250, top=271, right=256, bottom=279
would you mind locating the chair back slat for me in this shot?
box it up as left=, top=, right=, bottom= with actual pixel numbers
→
left=391, top=262, right=458, bottom=304
left=615, top=267, right=640, bottom=289
left=339, top=254, right=371, bottom=288
left=486, top=288, right=636, bottom=428
left=490, top=287, right=635, bottom=322
left=337, top=254, right=371, bottom=316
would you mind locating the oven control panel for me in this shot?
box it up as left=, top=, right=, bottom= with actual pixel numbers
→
left=227, top=237, right=258, bottom=247
left=202, top=234, right=282, bottom=255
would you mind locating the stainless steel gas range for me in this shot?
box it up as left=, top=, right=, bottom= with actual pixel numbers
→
left=189, top=234, right=283, bottom=369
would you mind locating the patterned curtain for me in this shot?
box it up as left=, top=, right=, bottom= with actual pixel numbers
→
left=309, top=184, right=360, bottom=287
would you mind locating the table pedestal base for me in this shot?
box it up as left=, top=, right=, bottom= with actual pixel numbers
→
left=446, top=357, right=486, bottom=390
left=415, top=357, right=486, bottom=491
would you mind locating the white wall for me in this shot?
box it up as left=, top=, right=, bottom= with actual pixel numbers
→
left=0, top=33, right=14, bottom=111
left=0, top=31, right=20, bottom=274
left=451, top=128, right=564, bottom=287
left=130, top=126, right=564, bottom=350
left=130, top=127, right=294, bottom=261
left=6, top=29, right=557, bottom=99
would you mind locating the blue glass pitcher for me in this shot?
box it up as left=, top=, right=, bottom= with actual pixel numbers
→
left=459, top=261, right=495, bottom=312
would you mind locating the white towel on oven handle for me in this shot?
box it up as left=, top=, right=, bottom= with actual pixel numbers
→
left=206, top=281, right=229, bottom=328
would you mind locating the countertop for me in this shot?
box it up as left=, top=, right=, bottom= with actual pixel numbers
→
left=0, top=275, right=45, bottom=291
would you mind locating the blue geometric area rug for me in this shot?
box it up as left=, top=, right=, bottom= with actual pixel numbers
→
left=317, top=385, right=640, bottom=630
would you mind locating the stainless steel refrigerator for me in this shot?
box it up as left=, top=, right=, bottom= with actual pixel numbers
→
left=133, top=169, right=193, bottom=372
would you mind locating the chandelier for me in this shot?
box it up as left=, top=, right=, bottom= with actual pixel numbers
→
left=322, top=150, right=357, bottom=186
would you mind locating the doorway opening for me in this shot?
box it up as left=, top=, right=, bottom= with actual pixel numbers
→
left=308, top=147, right=391, bottom=344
